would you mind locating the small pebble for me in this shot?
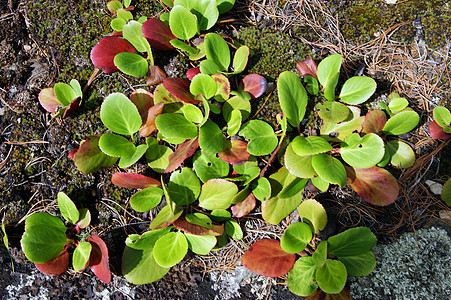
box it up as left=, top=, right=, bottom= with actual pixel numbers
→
left=425, top=180, right=443, bottom=195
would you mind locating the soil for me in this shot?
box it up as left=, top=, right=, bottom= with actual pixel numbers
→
left=0, top=0, right=450, bottom=299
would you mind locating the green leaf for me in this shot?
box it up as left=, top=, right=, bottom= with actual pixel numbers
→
left=76, top=208, right=91, bottom=229
left=311, top=154, right=347, bottom=187
left=146, top=138, right=173, bottom=173
left=24, top=212, right=66, bottom=232
left=124, top=0, right=131, bottom=8
left=280, top=222, right=312, bottom=254
left=225, top=220, right=243, bottom=239
left=198, top=179, right=238, bottom=210
left=73, top=241, right=92, bottom=272
left=21, top=225, right=68, bottom=263
left=205, top=33, right=230, bottom=71
left=117, top=8, right=133, bottom=21
left=54, top=82, right=76, bottom=106
left=199, top=120, right=227, bottom=154
left=199, top=59, right=221, bottom=75
left=277, top=71, right=308, bottom=127
left=284, top=143, right=317, bottom=178
left=168, top=167, right=201, bottom=206
left=192, top=0, right=219, bottom=30
left=118, top=144, right=149, bottom=168
left=317, top=54, right=342, bottom=89
left=340, top=133, right=385, bottom=168
left=185, top=213, right=212, bottom=229
left=57, top=192, right=79, bottom=225
left=251, top=177, right=272, bottom=201
left=291, top=136, right=332, bottom=156
left=155, top=113, right=198, bottom=139
left=153, top=231, right=188, bottom=268
left=170, top=39, right=198, bottom=54
left=311, top=177, right=329, bottom=192
left=386, top=140, right=415, bottom=168
left=122, top=20, right=151, bottom=53
left=210, top=209, right=231, bottom=222
left=287, top=256, right=318, bottom=296
left=193, top=150, right=230, bottom=182
left=169, top=5, right=198, bottom=40
left=323, top=72, right=339, bottom=101
left=339, top=251, right=376, bottom=276
left=232, top=46, right=249, bottom=73
left=382, top=110, right=419, bottom=135
left=442, top=178, right=451, bottom=206
left=316, top=259, right=347, bottom=294
left=239, top=120, right=278, bottom=156
left=339, top=76, right=377, bottom=105
left=312, top=241, right=327, bottom=268
left=114, top=52, right=148, bottom=77
left=388, top=97, right=408, bottom=113
left=183, top=104, right=204, bottom=124
left=226, top=109, right=242, bottom=136
left=433, top=106, right=451, bottom=128
left=216, top=0, right=235, bottom=14
left=69, top=79, right=82, bottom=99
left=99, top=133, right=135, bottom=157
left=327, top=227, right=377, bottom=257
left=107, top=0, right=122, bottom=13
left=223, top=96, right=251, bottom=121
left=298, top=199, right=327, bottom=234
left=304, top=76, right=319, bottom=95
left=130, top=187, right=164, bottom=212
left=100, top=93, right=142, bottom=136
left=278, top=177, right=308, bottom=199
left=321, top=115, right=365, bottom=141
left=149, top=205, right=183, bottom=230
left=190, top=74, right=217, bottom=99
left=316, top=102, right=350, bottom=123
left=184, top=233, right=216, bottom=255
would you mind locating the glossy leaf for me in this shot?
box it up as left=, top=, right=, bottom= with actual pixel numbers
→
left=190, top=74, right=217, bottom=99
left=114, top=52, right=148, bottom=77
left=142, top=18, right=177, bottom=50
left=130, top=187, right=163, bottom=212
left=232, top=46, right=249, bottom=73
left=382, top=110, right=419, bottom=135
left=296, top=57, right=318, bottom=79
left=73, top=242, right=92, bottom=272
left=291, top=136, right=332, bottom=156
left=223, top=96, right=251, bottom=121
left=362, top=109, right=386, bottom=134
left=76, top=208, right=91, bottom=229
left=173, top=218, right=211, bottom=235
left=340, top=133, right=385, bottom=168
left=386, top=140, right=415, bottom=168
left=316, top=259, right=347, bottom=294
left=24, top=213, right=65, bottom=235
left=198, top=179, right=238, bottom=210
left=304, top=76, right=319, bottom=95
left=284, top=143, right=317, bottom=178
left=242, top=239, right=296, bottom=277
left=122, top=20, right=151, bottom=53
left=433, top=106, right=451, bottom=128
left=388, top=97, right=408, bottom=113
left=200, top=59, right=221, bottom=75
left=218, top=140, right=250, bottom=165
left=199, top=120, right=227, bottom=153
left=312, top=241, right=327, bottom=268
left=225, top=107, right=241, bottom=135
left=118, top=144, right=149, bottom=168
left=251, top=177, right=271, bottom=201
left=205, top=33, right=230, bottom=71
left=165, top=137, right=199, bottom=173
left=211, top=209, right=231, bottom=222
left=185, top=233, right=216, bottom=255
left=34, top=250, right=69, bottom=275
left=239, top=120, right=278, bottom=156
left=298, top=199, right=327, bottom=234
left=107, top=0, right=122, bottom=13
left=193, top=150, right=229, bottom=182
left=111, top=17, right=126, bottom=31
left=312, top=154, right=347, bottom=187
left=183, top=104, right=204, bottom=124
left=323, top=72, right=339, bottom=101
left=339, top=76, right=377, bottom=105
left=90, top=36, right=136, bottom=73
left=316, top=102, right=350, bottom=123
left=38, top=88, right=60, bottom=114
left=163, top=77, right=197, bottom=104
left=111, top=172, right=161, bottom=189
left=99, top=133, right=135, bottom=157
left=346, top=166, right=399, bottom=206
left=239, top=74, right=267, bottom=98
left=231, top=193, right=256, bottom=218
left=429, top=120, right=451, bottom=140
left=21, top=225, right=68, bottom=264
left=100, top=93, right=142, bottom=136
left=216, top=0, right=235, bottom=14
left=149, top=205, right=183, bottom=230
left=153, top=231, right=188, bottom=268
left=57, top=192, right=79, bottom=225
left=192, top=0, right=219, bottom=30
left=339, top=251, right=376, bottom=276
left=168, top=167, right=201, bottom=206
left=169, top=5, right=198, bottom=40
left=155, top=113, right=198, bottom=139
left=73, top=135, right=118, bottom=175
left=287, top=256, right=318, bottom=296
left=88, top=234, right=111, bottom=284
left=327, top=227, right=377, bottom=257
left=280, top=222, right=312, bottom=254
left=317, top=54, right=342, bottom=89
left=311, top=176, right=329, bottom=192
left=442, top=178, right=451, bottom=206
left=321, top=117, right=365, bottom=141
left=54, top=82, right=76, bottom=106
left=277, top=71, right=308, bottom=127
left=225, top=220, right=243, bottom=239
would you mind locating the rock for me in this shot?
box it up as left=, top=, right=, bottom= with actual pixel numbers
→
left=425, top=180, right=443, bottom=195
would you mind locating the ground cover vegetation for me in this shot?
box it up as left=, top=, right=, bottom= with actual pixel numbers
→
left=1, top=0, right=450, bottom=298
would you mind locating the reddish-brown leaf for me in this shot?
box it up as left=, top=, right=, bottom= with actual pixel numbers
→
left=68, top=148, right=77, bottom=160
left=147, top=64, right=167, bottom=86
left=306, top=287, right=352, bottom=300
left=111, top=172, right=161, bottom=189
left=362, top=110, right=386, bottom=134
left=242, top=239, right=296, bottom=277
left=35, top=249, right=69, bottom=275
left=90, top=36, right=136, bottom=73
left=218, top=140, right=251, bottom=165
left=88, top=234, right=111, bottom=284
left=173, top=218, right=209, bottom=235
left=73, top=135, right=118, bottom=175
left=38, top=87, right=60, bottom=114
left=142, top=18, right=177, bottom=51
left=430, top=120, right=451, bottom=140
left=139, top=102, right=164, bottom=137
left=346, top=166, right=399, bottom=206
left=163, top=78, right=198, bottom=104
left=130, top=89, right=154, bottom=119
left=239, top=74, right=267, bottom=99
left=296, top=57, right=318, bottom=79
left=231, top=193, right=256, bottom=218
left=186, top=67, right=201, bottom=81
left=165, top=137, right=199, bottom=173
left=61, top=97, right=80, bottom=118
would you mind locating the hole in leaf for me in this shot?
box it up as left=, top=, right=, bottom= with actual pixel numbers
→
left=207, top=162, right=212, bottom=167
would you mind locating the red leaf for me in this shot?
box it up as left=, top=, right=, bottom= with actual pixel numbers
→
left=147, top=64, right=167, bottom=86
left=111, top=172, right=161, bottom=189
left=68, top=148, right=77, bottom=160
left=142, top=18, right=177, bottom=51
left=241, top=239, right=296, bottom=277
left=88, top=234, right=111, bottom=284
left=61, top=97, right=80, bottom=118
left=163, top=78, right=198, bottom=104
left=362, top=110, right=386, bottom=134
left=130, top=89, right=154, bottom=119
left=35, top=249, right=69, bottom=275
left=306, top=287, right=352, bottom=300
left=38, top=87, right=60, bottom=114
left=186, top=67, right=201, bottom=81
left=73, top=135, right=118, bottom=175
left=430, top=120, right=451, bottom=140
left=296, top=57, right=318, bottom=79
left=231, top=193, right=256, bottom=218
left=139, top=102, right=164, bottom=137
left=90, top=36, right=136, bottom=73
left=239, top=74, right=267, bottom=99
left=218, top=140, right=251, bottom=165
left=346, top=166, right=399, bottom=206
left=165, top=137, right=199, bottom=173
left=173, top=218, right=210, bottom=235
